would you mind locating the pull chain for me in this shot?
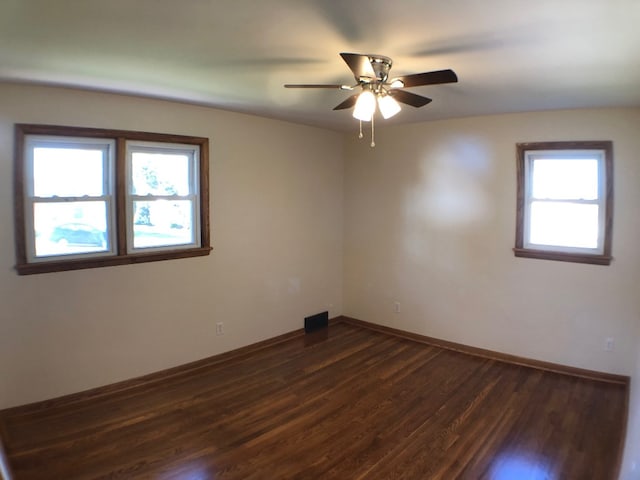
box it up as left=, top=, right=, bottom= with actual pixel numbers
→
left=370, top=115, right=375, bottom=148
left=358, top=119, right=363, bottom=139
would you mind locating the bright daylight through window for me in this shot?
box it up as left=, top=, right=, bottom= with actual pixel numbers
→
left=14, top=125, right=210, bottom=275
left=514, top=141, right=613, bottom=265
left=127, top=142, right=200, bottom=252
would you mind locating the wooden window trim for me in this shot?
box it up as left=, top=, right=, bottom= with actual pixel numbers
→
left=14, top=124, right=212, bottom=275
left=514, top=141, right=613, bottom=266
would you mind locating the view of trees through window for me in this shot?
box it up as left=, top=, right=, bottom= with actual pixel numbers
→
left=130, top=150, right=195, bottom=249
left=15, top=124, right=210, bottom=275
left=32, top=145, right=196, bottom=258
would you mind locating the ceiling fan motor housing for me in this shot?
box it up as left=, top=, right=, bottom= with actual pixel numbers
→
left=366, top=55, right=393, bottom=83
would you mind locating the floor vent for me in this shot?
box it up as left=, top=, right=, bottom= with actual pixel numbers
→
left=304, top=311, right=328, bottom=333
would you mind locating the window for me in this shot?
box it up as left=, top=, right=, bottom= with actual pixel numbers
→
left=14, top=124, right=211, bottom=274
left=126, top=141, right=201, bottom=252
left=514, top=141, right=613, bottom=265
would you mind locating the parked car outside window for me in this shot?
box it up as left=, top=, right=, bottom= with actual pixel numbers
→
left=50, top=223, right=106, bottom=248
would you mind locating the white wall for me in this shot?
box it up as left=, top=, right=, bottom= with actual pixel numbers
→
left=0, top=84, right=344, bottom=409
left=343, top=108, right=640, bottom=375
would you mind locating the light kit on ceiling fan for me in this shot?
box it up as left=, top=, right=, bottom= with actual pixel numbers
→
left=378, top=94, right=401, bottom=119
left=285, top=53, right=458, bottom=147
left=352, top=90, right=401, bottom=147
left=353, top=90, right=401, bottom=122
left=353, top=90, right=376, bottom=121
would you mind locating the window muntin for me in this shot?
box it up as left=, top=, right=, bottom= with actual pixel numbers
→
left=515, top=141, right=613, bottom=265
left=24, top=136, right=116, bottom=262
left=126, top=142, right=200, bottom=253
left=14, top=125, right=211, bottom=275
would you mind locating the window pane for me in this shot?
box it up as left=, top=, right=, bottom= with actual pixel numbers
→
left=34, top=201, right=109, bottom=257
left=131, top=151, right=190, bottom=196
left=531, top=159, right=598, bottom=200
left=34, top=147, right=105, bottom=197
left=529, top=201, right=599, bottom=249
left=132, top=200, right=194, bottom=248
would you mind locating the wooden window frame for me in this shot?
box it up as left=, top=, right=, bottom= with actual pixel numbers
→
left=14, top=124, right=211, bottom=275
left=514, top=141, right=613, bottom=266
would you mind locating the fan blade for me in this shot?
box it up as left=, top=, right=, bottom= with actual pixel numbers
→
left=284, top=84, right=349, bottom=89
left=340, top=53, right=375, bottom=79
left=390, top=90, right=432, bottom=108
left=333, top=95, right=359, bottom=110
left=396, top=69, right=458, bottom=88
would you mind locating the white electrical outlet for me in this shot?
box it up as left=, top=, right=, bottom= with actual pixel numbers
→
left=394, top=302, right=401, bottom=313
left=216, top=322, right=224, bottom=336
left=605, top=337, right=614, bottom=352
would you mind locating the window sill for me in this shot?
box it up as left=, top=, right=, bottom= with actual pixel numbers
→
left=15, top=246, right=213, bottom=275
left=513, top=248, right=612, bottom=266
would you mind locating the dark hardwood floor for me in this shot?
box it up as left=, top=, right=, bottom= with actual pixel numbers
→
left=0, top=322, right=627, bottom=479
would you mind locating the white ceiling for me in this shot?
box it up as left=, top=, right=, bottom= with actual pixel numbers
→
left=1, top=0, right=639, bottom=132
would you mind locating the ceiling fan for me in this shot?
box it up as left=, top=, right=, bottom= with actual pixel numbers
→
left=284, top=53, right=458, bottom=146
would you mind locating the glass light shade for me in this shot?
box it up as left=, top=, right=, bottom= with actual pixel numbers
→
left=352, top=91, right=376, bottom=121
left=378, top=95, right=401, bottom=119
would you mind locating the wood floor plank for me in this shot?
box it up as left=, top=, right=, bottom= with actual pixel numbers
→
left=0, top=322, right=627, bottom=479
